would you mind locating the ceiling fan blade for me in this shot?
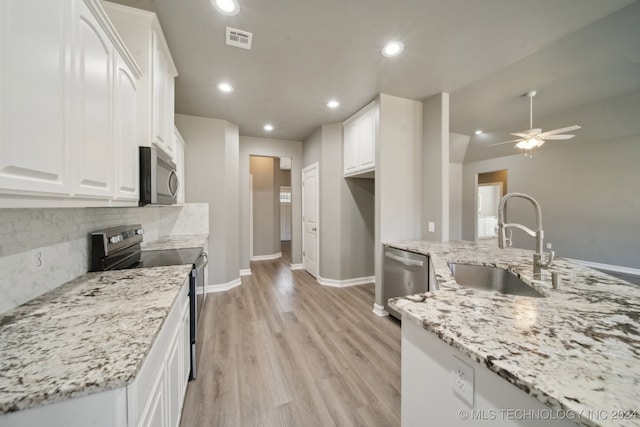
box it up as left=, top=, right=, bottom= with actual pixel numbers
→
left=539, top=125, right=581, bottom=136
left=487, top=139, right=522, bottom=147
left=542, top=134, right=575, bottom=140
left=511, top=128, right=542, bottom=137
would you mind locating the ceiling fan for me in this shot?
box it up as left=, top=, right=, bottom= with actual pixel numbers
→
left=488, top=91, right=580, bottom=150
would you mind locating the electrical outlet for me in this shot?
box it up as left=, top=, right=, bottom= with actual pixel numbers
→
left=31, top=249, right=45, bottom=273
left=452, top=355, right=474, bottom=407
left=428, top=222, right=435, bottom=233
left=546, top=243, right=552, bottom=250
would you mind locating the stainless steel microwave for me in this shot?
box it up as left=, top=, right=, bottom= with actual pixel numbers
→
left=139, top=146, right=179, bottom=206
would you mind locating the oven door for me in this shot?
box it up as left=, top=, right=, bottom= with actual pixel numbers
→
left=189, top=251, right=208, bottom=380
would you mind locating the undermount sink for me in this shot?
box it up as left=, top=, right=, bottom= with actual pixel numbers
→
left=448, top=263, right=544, bottom=298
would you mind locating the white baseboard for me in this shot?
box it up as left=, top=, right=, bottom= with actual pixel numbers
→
left=250, top=252, right=282, bottom=261
left=565, top=258, right=640, bottom=277
left=207, top=278, right=241, bottom=293
left=240, top=269, right=252, bottom=276
left=290, top=263, right=304, bottom=270
left=372, top=303, right=389, bottom=317
left=317, top=275, right=375, bottom=288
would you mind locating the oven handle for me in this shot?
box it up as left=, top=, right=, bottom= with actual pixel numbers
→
left=195, top=252, right=208, bottom=269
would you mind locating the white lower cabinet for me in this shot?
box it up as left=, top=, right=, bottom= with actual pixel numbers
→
left=128, top=277, right=190, bottom=427
left=0, top=277, right=191, bottom=427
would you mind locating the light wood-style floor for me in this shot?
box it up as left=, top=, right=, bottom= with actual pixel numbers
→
left=180, top=257, right=401, bottom=427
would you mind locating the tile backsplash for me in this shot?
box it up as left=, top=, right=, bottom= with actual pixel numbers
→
left=0, top=203, right=208, bottom=314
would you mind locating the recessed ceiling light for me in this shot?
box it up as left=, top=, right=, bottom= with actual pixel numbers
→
left=327, top=100, right=340, bottom=109
left=217, top=82, right=233, bottom=93
left=212, top=0, right=240, bottom=16
left=475, top=130, right=483, bottom=135
left=263, top=124, right=274, bottom=132
left=381, top=41, right=404, bottom=57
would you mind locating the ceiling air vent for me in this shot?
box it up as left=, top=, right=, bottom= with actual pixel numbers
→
left=226, top=27, right=253, bottom=50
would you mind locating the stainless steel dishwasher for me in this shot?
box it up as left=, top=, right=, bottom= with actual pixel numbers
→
left=383, top=247, right=430, bottom=319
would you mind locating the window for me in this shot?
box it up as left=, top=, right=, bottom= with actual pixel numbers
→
left=280, top=191, right=291, bottom=204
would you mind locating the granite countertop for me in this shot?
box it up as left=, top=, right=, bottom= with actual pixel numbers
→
left=387, top=240, right=640, bottom=427
left=0, top=265, right=193, bottom=414
left=141, top=234, right=208, bottom=251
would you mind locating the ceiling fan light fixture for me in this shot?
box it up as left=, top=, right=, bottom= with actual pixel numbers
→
left=516, top=138, right=544, bottom=150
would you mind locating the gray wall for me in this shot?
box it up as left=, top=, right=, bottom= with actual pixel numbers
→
left=462, top=134, right=640, bottom=268
left=449, top=163, right=463, bottom=240
left=250, top=156, right=281, bottom=257
left=375, top=94, right=424, bottom=306
left=176, top=114, right=240, bottom=284
left=279, top=169, right=291, bottom=187
left=240, top=137, right=303, bottom=269
left=302, top=124, right=375, bottom=281
left=421, top=93, right=450, bottom=241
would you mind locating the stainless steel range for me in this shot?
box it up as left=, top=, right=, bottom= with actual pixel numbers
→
left=90, top=224, right=207, bottom=380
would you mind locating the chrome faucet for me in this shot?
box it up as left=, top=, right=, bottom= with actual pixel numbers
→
left=497, top=192, right=554, bottom=278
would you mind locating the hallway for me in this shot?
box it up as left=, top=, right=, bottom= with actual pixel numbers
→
left=180, top=258, right=400, bottom=426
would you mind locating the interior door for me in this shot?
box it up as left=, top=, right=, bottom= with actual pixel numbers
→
left=302, top=163, right=319, bottom=278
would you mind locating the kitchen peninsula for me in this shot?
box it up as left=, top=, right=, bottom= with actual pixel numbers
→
left=388, top=240, right=640, bottom=427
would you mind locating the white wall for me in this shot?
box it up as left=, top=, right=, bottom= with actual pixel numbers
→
left=0, top=204, right=208, bottom=314
left=462, top=135, right=640, bottom=269
left=240, top=137, right=303, bottom=269
left=175, top=114, right=240, bottom=285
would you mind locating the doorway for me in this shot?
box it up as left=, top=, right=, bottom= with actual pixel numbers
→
left=249, top=156, right=290, bottom=261
left=302, top=162, right=319, bottom=278
left=476, top=170, right=507, bottom=241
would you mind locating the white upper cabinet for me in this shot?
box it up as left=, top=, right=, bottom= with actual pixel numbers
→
left=174, top=127, right=186, bottom=204
left=343, top=100, right=378, bottom=178
left=0, top=0, right=142, bottom=207
left=102, top=2, right=178, bottom=161
left=73, top=2, right=114, bottom=198
left=114, top=51, right=139, bottom=201
left=0, top=0, right=71, bottom=197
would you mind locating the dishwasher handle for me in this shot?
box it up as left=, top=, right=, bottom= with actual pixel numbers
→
left=384, top=251, right=424, bottom=267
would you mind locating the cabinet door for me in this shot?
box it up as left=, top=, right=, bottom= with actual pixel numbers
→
left=180, top=306, right=191, bottom=396
left=174, top=129, right=185, bottom=204
left=139, top=362, right=167, bottom=427
left=114, top=52, right=139, bottom=201
left=166, top=322, right=182, bottom=427
left=73, top=3, right=113, bottom=198
left=152, top=31, right=168, bottom=150
left=343, top=120, right=358, bottom=175
left=357, top=109, right=376, bottom=171
left=0, top=0, right=71, bottom=196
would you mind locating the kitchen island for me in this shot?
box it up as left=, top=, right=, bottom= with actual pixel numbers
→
left=0, top=264, right=193, bottom=426
left=387, top=240, right=640, bottom=427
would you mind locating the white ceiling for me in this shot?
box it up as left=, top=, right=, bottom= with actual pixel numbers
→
left=107, top=0, right=640, bottom=160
